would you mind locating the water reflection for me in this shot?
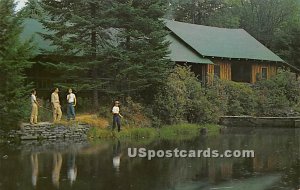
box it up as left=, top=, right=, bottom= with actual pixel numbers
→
left=0, top=128, right=299, bottom=190
left=67, top=152, right=77, bottom=186
left=30, top=153, right=38, bottom=188
left=52, top=153, right=62, bottom=189
left=113, top=140, right=122, bottom=174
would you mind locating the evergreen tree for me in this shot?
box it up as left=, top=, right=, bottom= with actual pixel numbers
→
left=0, top=0, right=33, bottom=126
left=39, top=0, right=114, bottom=109
left=111, top=0, right=172, bottom=102
left=39, top=0, right=171, bottom=106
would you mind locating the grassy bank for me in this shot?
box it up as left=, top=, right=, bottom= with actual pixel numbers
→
left=43, top=114, right=221, bottom=142
left=87, top=123, right=221, bottom=142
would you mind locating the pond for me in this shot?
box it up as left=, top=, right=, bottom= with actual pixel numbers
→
left=0, top=127, right=299, bottom=190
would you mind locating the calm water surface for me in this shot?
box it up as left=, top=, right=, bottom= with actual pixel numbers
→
left=0, top=127, right=299, bottom=190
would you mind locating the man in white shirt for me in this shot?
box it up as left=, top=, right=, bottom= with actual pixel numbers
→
left=112, top=101, right=123, bottom=132
left=30, top=89, right=40, bottom=125
left=67, top=88, right=77, bottom=121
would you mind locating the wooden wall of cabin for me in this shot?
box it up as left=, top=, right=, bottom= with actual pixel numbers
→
left=251, top=62, right=277, bottom=83
left=213, top=59, right=277, bottom=84
left=214, top=59, right=232, bottom=81
left=177, top=60, right=277, bottom=84
left=206, top=59, right=231, bottom=82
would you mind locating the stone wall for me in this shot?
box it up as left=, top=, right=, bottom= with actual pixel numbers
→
left=6, top=122, right=90, bottom=140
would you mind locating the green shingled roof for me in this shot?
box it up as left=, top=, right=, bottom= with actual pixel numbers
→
left=166, top=34, right=212, bottom=64
left=164, top=19, right=284, bottom=63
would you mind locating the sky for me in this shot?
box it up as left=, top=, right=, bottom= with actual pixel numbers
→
left=15, top=0, right=28, bottom=11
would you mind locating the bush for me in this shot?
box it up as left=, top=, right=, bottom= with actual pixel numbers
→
left=121, top=97, right=152, bottom=128
left=221, top=80, right=257, bottom=116
left=255, top=70, right=300, bottom=116
left=154, top=65, right=221, bottom=124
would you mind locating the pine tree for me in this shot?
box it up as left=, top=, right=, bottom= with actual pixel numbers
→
left=39, top=0, right=115, bottom=109
left=0, top=0, right=34, bottom=126
left=111, top=0, right=172, bottom=102
left=39, top=0, right=171, bottom=106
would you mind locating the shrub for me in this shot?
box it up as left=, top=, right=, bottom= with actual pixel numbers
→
left=222, top=80, right=257, bottom=116
left=255, top=70, right=300, bottom=116
left=121, top=97, right=152, bottom=128
left=154, top=65, right=221, bottom=124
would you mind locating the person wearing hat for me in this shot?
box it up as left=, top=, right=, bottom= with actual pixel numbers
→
left=30, top=89, right=40, bottom=125
left=112, top=100, right=123, bottom=132
left=51, top=88, right=62, bottom=122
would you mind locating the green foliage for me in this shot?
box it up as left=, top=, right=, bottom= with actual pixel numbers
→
left=121, top=97, right=152, bottom=128
left=0, top=0, right=34, bottom=127
left=273, top=22, right=300, bottom=68
left=221, top=80, right=257, bottom=116
left=154, top=65, right=221, bottom=124
left=88, top=127, right=112, bottom=139
left=155, top=68, right=300, bottom=118
left=255, top=70, right=300, bottom=116
left=110, top=0, right=172, bottom=102
left=38, top=0, right=171, bottom=108
left=238, top=0, right=298, bottom=47
left=39, top=0, right=115, bottom=108
left=87, top=123, right=221, bottom=142
left=159, top=123, right=200, bottom=140
left=172, top=0, right=239, bottom=27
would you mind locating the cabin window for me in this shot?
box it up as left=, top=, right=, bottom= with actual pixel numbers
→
left=214, top=64, right=220, bottom=78
left=261, top=67, right=268, bottom=80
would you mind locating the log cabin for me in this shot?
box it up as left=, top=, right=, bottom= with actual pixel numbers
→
left=165, top=19, right=299, bottom=84
left=21, top=18, right=299, bottom=90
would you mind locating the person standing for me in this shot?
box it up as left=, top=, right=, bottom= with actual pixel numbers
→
left=30, top=89, right=39, bottom=125
left=112, top=101, right=123, bottom=132
left=51, top=88, right=62, bottom=122
left=67, top=88, right=76, bottom=121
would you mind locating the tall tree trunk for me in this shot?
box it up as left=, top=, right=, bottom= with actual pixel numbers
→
left=91, top=2, right=99, bottom=109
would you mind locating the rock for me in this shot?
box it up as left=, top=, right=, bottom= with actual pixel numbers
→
left=200, top=128, right=207, bottom=135
left=6, top=123, right=91, bottom=140
left=20, top=135, right=38, bottom=140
